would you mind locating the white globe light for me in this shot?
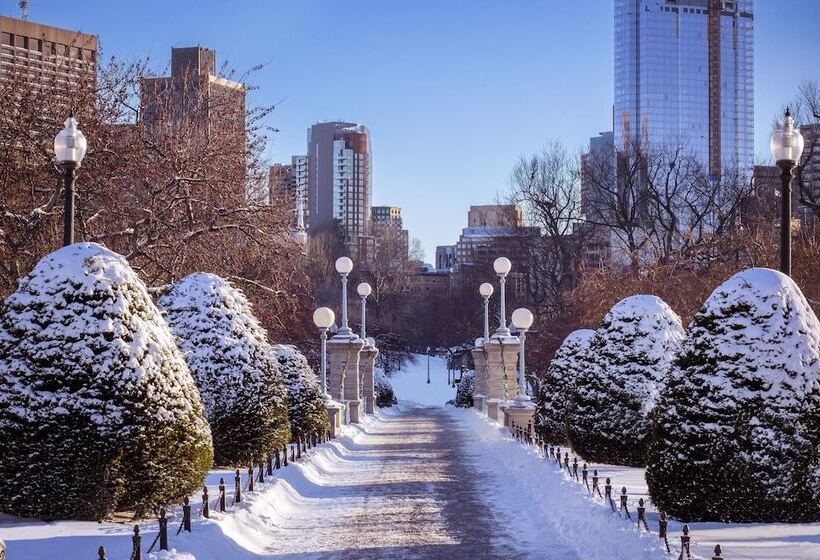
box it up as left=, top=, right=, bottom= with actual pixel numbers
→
left=313, top=307, right=335, bottom=329
left=511, top=308, right=534, bottom=331
left=493, top=256, right=512, bottom=275
left=335, top=256, right=353, bottom=275
left=479, top=282, right=494, bottom=297
left=357, top=282, right=372, bottom=297
left=770, top=108, right=805, bottom=163
left=54, top=115, right=88, bottom=165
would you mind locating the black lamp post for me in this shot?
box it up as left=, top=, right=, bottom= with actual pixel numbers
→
left=426, top=346, right=431, bottom=384
left=769, top=108, right=805, bottom=276
left=54, top=114, right=87, bottom=247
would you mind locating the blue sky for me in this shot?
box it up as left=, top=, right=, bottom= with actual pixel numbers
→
left=5, top=0, right=819, bottom=261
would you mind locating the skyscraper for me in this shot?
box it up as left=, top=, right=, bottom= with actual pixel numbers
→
left=306, top=122, right=372, bottom=254
left=614, top=0, right=754, bottom=176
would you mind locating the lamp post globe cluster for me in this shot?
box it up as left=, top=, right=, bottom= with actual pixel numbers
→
left=312, top=307, right=335, bottom=396
left=493, top=257, right=512, bottom=337
left=511, top=307, right=534, bottom=404
left=770, top=107, right=805, bottom=277
left=334, top=256, right=355, bottom=337
left=479, top=282, right=494, bottom=342
left=54, top=114, right=87, bottom=247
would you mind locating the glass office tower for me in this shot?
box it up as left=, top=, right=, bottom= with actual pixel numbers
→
left=614, top=0, right=754, bottom=176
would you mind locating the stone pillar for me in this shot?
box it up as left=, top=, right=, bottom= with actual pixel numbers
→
left=328, top=335, right=365, bottom=423
left=500, top=403, right=536, bottom=440
left=471, top=345, right=488, bottom=413
left=483, top=336, right=519, bottom=422
left=325, top=400, right=344, bottom=438
left=360, top=344, right=379, bottom=414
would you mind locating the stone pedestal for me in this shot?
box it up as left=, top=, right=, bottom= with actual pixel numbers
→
left=486, top=399, right=501, bottom=421
left=483, top=336, right=520, bottom=404
left=360, top=344, right=379, bottom=414
left=328, top=335, right=365, bottom=423
left=326, top=400, right=344, bottom=439
left=500, top=401, right=536, bottom=440
left=471, top=345, right=489, bottom=413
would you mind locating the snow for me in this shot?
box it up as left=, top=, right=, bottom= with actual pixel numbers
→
left=387, top=354, right=455, bottom=406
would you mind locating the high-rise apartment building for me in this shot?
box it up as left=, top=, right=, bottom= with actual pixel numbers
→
left=369, top=206, right=409, bottom=261
left=306, top=122, right=372, bottom=253
left=0, top=15, right=97, bottom=90
left=614, top=0, right=754, bottom=176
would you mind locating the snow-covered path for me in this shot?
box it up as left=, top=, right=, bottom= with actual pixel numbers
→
left=262, top=405, right=569, bottom=559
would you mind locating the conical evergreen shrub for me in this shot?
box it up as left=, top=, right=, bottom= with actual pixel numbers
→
left=535, top=329, right=594, bottom=444
left=454, top=370, right=475, bottom=407
left=157, top=273, right=289, bottom=466
left=569, top=295, right=684, bottom=466
left=272, top=344, right=328, bottom=439
left=0, top=243, right=213, bottom=520
left=647, top=268, right=820, bottom=522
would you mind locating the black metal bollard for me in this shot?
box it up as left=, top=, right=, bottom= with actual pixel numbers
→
left=219, top=478, right=226, bottom=512
left=572, top=457, right=579, bottom=481
left=526, top=421, right=533, bottom=443
left=659, top=511, right=670, bottom=553
left=248, top=465, right=255, bottom=492
left=267, top=454, right=273, bottom=476
left=619, top=487, right=632, bottom=519
left=275, top=449, right=281, bottom=470
left=592, top=469, right=602, bottom=498
left=564, top=452, right=570, bottom=474
left=258, top=460, right=264, bottom=484
left=159, top=508, right=168, bottom=550
left=679, top=524, right=692, bottom=560
left=283, top=444, right=289, bottom=466
left=234, top=469, right=242, bottom=504
left=131, top=525, right=141, bottom=560
left=97, top=545, right=107, bottom=559
left=712, top=544, right=723, bottom=560
left=182, top=497, right=192, bottom=532
left=637, top=498, right=649, bottom=531
left=582, top=463, right=590, bottom=492
left=605, top=478, right=616, bottom=511
left=202, top=486, right=209, bottom=518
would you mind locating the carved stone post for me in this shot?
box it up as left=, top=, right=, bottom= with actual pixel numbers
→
left=360, top=343, right=379, bottom=414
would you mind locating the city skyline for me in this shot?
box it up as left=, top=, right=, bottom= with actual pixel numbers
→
left=2, top=0, right=818, bottom=262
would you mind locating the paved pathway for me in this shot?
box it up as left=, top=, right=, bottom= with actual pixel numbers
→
left=264, top=406, right=577, bottom=559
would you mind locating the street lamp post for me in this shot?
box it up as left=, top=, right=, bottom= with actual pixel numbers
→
left=54, top=114, right=87, bottom=246
left=426, top=346, right=431, bottom=384
left=493, top=257, right=512, bottom=337
left=357, top=282, right=372, bottom=339
left=770, top=107, right=805, bottom=277
left=511, top=308, right=534, bottom=405
left=479, top=282, right=494, bottom=342
left=312, top=307, right=336, bottom=396
left=334, top=257, right=354, bottom=336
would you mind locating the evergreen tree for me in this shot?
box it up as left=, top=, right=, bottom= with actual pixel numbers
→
left=0, top=244, right=213, bottom=520
left=157, top=273, right=289, bottom=466
left=535, top=329, right=595, bottom=444
left=375, top=370, right=396, bottom=407
left=647, top=268, right=820, bottom=522
left=454, top=370, right=475, bottom=407
left=272, top=344, right=328, bottom=439
left=569, top=295, right=684, bottom=466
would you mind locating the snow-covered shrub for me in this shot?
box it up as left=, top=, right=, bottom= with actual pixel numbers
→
left=454, top=370, right=475, bottom=407
left=0, top=244, right=213, bottom=520
left=157, top=273, right=289, bottom=466
left=272, top=344, right=328, bottom=439
left=647, top=268, right=820, bottom=522
left=375, top=370, right=396, bottom=407
left=535, top=329, right=595, bottom=444
left=569, top=295, right=684, bottom=466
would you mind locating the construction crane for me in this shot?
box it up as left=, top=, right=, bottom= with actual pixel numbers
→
left=19, top=0, right=30, bottom=20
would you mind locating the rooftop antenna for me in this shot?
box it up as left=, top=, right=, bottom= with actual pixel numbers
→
left=19, top=0, right=30, bottom=20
